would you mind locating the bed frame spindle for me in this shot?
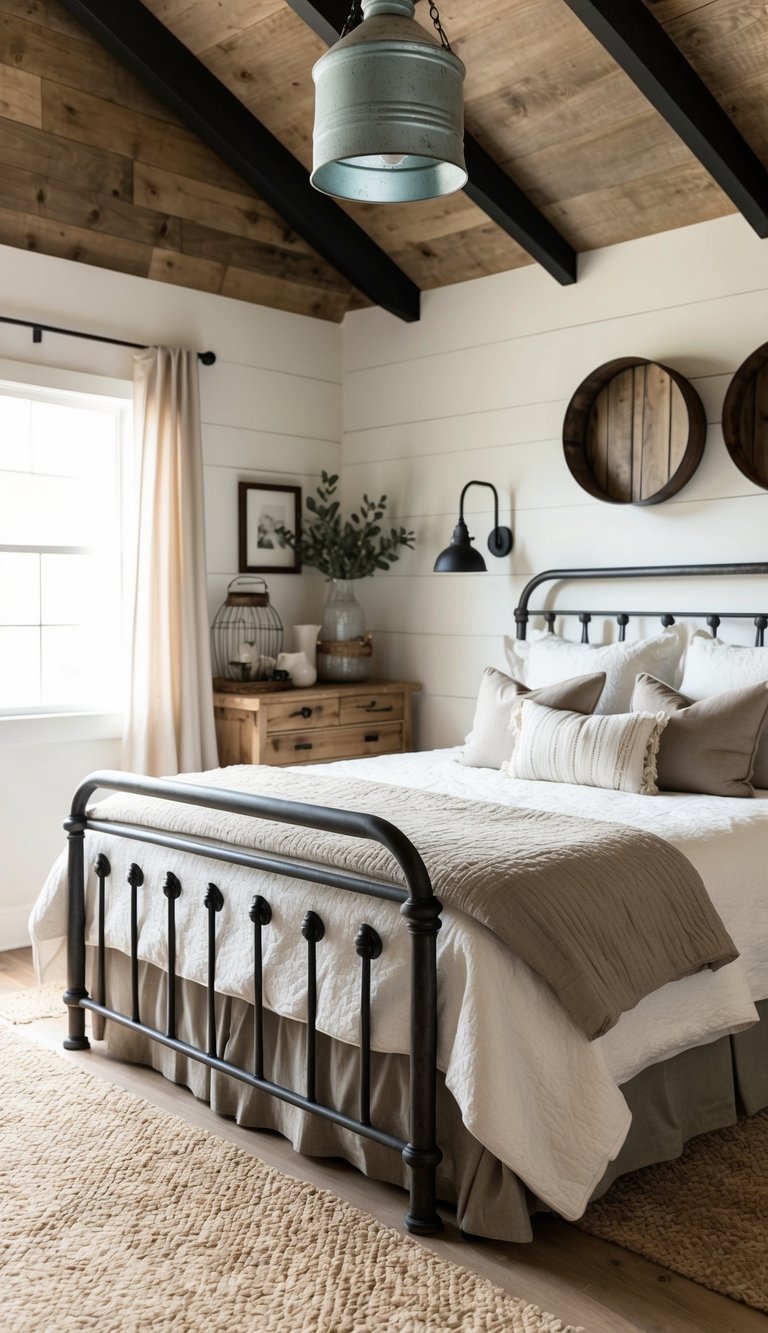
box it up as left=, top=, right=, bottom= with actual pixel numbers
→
left=205, top=884, right=224, bottom=1058
left=128, top=863, right=144, bottom=1024
left=163, top=872, right=182, bottom=1040
left=250, top=895, right=272, bottom=1080
left=355, top=924, right=383, bottom=1127
left=95, top=854, right=110, bottom=1010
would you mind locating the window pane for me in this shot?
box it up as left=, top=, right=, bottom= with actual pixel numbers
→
left=0, top=471, right=86, bottom=545
left=0, top=552, right=39, bottom=625
left=41, top=553, right=110, bottom=625
left=31, top=401, right=116, bottom=478
left=41, top=625, right=119, bottom=709
left=0, top=627, right=40, bottom=707
left=0, top=396, right=31, bottom=472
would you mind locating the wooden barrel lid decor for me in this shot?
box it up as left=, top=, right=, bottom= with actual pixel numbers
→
left=722, top=342, right=768, bottom=490
left=562, top=357, right=706, bottom=505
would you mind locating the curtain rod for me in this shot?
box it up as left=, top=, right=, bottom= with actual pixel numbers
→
left=0, top=315, right=216, bottom=364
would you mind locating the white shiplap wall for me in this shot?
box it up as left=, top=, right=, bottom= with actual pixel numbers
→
left=341, top=214, right=768, bottom=749
left=0, top=244, right=341, bottom=945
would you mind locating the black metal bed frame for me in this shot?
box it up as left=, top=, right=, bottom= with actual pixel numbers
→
left=63, top=772, right=443, bottom=1235
left=515, top=560, right=768, bottom=643
left=63, top=561, right=768, bottom=1236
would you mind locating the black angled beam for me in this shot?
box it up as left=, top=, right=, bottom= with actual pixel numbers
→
left=285, top=0, right=578, bottom=285
left=562, top=0, right=768, bottom=238
left=56, top=0, right=420, bottom=321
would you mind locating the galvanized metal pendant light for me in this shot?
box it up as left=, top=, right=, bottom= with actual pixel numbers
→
left=311, top=0, right=467, bottom=204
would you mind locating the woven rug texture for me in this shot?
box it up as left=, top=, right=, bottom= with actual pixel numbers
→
left=0, top=1025, right=581, bottom=1333
left=0, top=982, right=66, bottom=1024
left=579, top=1109, right=768, bottom=1313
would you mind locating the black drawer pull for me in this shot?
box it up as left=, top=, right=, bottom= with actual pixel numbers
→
left=364, top=732, right=380, bottom=743
left=290, top=706, right=313, bottom=719
left=294, top=742, right=313, bottom=751
left=362, top=703, right=393, bottom=713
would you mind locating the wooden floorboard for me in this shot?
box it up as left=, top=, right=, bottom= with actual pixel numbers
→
left=2, top=947, right=764, bottom=1333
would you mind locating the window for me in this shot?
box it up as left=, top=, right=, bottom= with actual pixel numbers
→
left=0, top=382, right=130, bottom=715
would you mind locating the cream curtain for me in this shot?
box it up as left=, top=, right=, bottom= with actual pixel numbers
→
left=122, top=347, right=218, bottom=776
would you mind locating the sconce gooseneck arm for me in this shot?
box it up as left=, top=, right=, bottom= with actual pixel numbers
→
left=458, top=480, right=500, bottom=530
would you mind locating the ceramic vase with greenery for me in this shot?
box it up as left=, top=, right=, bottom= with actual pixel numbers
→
left=277, top=472, right=415, bottom=681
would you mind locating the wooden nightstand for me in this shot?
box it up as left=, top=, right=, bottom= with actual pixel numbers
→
left=213, top=679, right=420, bottom=767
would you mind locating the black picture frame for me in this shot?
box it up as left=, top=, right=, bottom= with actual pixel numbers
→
left=238, top=482, right=302, bottom=575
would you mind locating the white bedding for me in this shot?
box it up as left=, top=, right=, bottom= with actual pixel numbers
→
left=30, top=748, right=768, bottom=1221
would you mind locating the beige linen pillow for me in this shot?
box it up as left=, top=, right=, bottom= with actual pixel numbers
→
left=680, top=633, right=768, bottom=787
left=505, top=625, right=685, bottom=714
left=631, top=673, right=768, bottom=797
left=506, top=699, right=667, bottom=794
left=460, top=668, right=606, bottom=769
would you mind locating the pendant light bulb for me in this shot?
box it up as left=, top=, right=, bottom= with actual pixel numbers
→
left=311, top=0, right=467, bottom=204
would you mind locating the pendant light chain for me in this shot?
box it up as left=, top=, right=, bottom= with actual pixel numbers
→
left=340, top=0, right=363, bottom=37
left=339, top=0, right=452, bottom=47
left=428, top=0, right=452, bottom=51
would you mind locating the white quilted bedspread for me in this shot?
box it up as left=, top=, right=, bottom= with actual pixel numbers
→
left=30, top=748, right=768, bottom=1220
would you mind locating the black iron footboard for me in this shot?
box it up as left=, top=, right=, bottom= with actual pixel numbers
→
left=63, top=770, right=443, bottom=1235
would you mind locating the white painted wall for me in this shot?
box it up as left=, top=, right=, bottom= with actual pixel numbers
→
left=341, top=214, right=768, bottom=749
left=0, top=244, right=341, bottom=947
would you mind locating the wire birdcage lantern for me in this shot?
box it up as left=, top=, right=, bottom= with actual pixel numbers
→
left=210, top=577, right=284, bottom=682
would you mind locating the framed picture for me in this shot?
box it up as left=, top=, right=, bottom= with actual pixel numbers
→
left=238, top=482, right=302, bottom=575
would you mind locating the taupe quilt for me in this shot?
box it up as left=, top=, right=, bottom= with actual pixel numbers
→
left=93, top=767, right=738, bottom=1040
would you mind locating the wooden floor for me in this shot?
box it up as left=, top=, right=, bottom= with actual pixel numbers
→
left=2, top=947, right=765, bottom=1333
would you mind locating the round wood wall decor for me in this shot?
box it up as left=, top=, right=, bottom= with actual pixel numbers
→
left=562, top=357, right=706, bottom=505
left=722, top=342, right=768, bottom=490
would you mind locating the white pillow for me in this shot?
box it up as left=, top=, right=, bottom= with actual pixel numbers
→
left=505, top=625, right=685, bottom=715
left=506, top=699, right=667, bottom=795
left=680, top=633, right=768, bottom=787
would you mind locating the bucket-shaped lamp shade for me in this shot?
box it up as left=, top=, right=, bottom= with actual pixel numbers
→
left=311, top=0, right=467, bottom=204
left=433, top=520, right=487, bottom=573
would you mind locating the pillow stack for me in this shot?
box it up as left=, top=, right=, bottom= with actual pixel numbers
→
left=460, top=667, right=606, bottom=769
left=464, top=624, right=768, bottom=798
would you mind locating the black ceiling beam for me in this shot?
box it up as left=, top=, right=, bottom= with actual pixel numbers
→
left=562, top=0, right=768, bottom=238
left=56, top=0, right=421, bottom=321
left=285, top=0, right=578, bottom=285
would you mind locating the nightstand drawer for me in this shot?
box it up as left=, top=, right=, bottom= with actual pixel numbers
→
left=265, top=721, right=403, bottom=766
left=264, top=696, right=340, bottom=733
left=338, top=691, right=404, bottom=727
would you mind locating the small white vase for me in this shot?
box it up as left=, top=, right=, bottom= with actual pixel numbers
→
left=292, top=624, right=321, bottom=673
left=276, top=651, right=317, bottom=688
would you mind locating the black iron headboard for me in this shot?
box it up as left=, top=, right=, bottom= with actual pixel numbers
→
left=514, top=562, right=768, bottom=645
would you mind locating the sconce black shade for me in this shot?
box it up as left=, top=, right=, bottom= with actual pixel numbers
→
left=433, top=481, right=513, bottom=573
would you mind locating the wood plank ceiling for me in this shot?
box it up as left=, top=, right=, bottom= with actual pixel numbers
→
left=0, top=0, right=765, bottom=321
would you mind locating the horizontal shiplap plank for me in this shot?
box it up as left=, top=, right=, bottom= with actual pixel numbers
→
left=200, top=362, right=341, bottom=440
left=202, top=421, right=340, bottom=473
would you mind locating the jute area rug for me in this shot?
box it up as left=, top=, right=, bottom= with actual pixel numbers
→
left=0, top=981, right=65, bottom=1024
left=0, top=1020, right=580, bottom=1333
left=579, top=1109, right=768, bottom=1314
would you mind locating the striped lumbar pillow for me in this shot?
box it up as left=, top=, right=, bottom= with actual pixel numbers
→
left=506, top=699, right=668, bottom=794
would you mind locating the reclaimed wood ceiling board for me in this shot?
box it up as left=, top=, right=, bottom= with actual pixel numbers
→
left=0, top=0, right=359, bottom=318
left=141, top=0, right=766, bottom=287
left=0, top=0, right=768, bottom=317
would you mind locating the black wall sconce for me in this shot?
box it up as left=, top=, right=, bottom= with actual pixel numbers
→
left=433, top=480, right=513, bottom=572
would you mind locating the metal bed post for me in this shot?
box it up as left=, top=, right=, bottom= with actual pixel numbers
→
left=63, top=813, right=90, bottom=1051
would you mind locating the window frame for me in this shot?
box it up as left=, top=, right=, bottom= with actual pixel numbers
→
left=0, top=360, right=132, bottom=739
